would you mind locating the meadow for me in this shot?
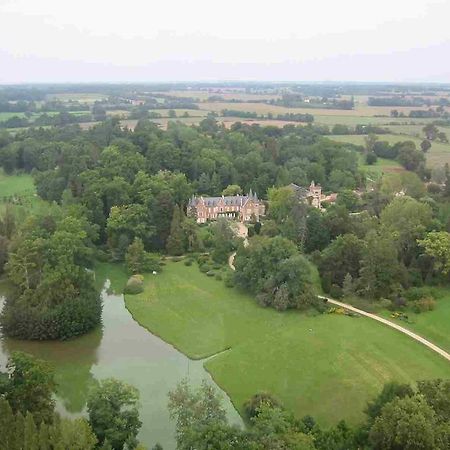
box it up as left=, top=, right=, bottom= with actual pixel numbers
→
left=329, top=134, right=450, bottom=167
left=125, top=261, right=450, bottom=426
left=0, top=170, right=47, bottom=213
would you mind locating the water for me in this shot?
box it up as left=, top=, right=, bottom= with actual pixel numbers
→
left=0, top=280, right=242, bottom=449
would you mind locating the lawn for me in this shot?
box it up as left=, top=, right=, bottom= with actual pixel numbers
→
left=0, top=170, right=35, bottom=197
left=0, top=170, right=47, bottom=214
left=380, top=288, right=450, bottom=353
left=125, top=262, right=450, bottom=426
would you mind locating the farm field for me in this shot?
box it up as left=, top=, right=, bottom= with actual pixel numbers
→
left=125, top=262, right=450, bottom=427
left=199, top=101, right=431, bottom=118
left=46, top=92, right=107, bottom=103
left=162, top=90, right=281, bottom=102
left=329, top=134, right=450, bottom=167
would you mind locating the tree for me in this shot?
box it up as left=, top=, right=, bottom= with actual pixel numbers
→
left=1, top=214, right=101, bottom=340
left=396, top=141, right=425, bottom=171
left=211, top=218, right=235, bottom=264
left=364, top=133, right=378, bottom=154
left=359, top=231, right=402, bottom=299
left=319, top=234, right=364, bottom=289
left=365, top=381, right=413, bottom=424
left=421, top=139, right=432, bottom=152
left=381, top=196, right=432, bottom=265
left=423, top=123, right=439, bottom=141
left=166, top=205, right=186, bottom=256
left=125, top=237, right=160, bottom=274
left=0, top=399, right=97, bottom=450
left=87, top=378, right=142, bottom=450
left=234, top=236, right=317, bottom=311
left=4, top=352, right=56, bottom=424
left=222, top=184, right=242, bottom=196
left=418, top=231, right=450, bottom=275
left=369, top=395, right=448, bottom=450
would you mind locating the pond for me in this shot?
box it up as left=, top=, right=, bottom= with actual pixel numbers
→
left=0, top=278, right=242, bottom=449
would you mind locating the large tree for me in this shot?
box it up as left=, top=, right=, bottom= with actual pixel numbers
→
left=87, top=378, right=142, bottom=450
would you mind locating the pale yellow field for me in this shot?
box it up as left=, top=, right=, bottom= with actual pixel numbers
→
left=164, top=90, right=281, bottom=101
left=199, top=101, right=430, bottom=117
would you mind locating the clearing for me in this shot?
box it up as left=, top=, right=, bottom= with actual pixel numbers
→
left=125, top=262, right=450, bottom=426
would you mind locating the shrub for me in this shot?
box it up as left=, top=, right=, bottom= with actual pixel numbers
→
left=212, top=263, right=222, bottom=270
left=197, top=254, right=210, bottom=265
left=244, top=392, right=283, bottom=419
left=404, top=287, right=435, bottom=302
left=124, top=275, right=144, bottom=295
left=206, top=270, right=215, bottom=277
left=184, top=259, right=193, bottom=266
left=413, top=296, right=436, bottom=313
left=329, top=284, right=343, bottom=299
left=199, top=264, right=211, bottom=273
left=215, top=273, right=222, bottom=281
left=224, top=273, right=235, bottom=288
left=379, top=298, right=393, bottom=310
left=171, top=256, right=183, bottom=262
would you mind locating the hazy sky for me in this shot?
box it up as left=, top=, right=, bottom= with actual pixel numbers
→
left=1, top=0, right=449, bottom=83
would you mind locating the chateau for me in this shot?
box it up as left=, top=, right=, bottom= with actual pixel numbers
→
left=289, top=181, right=337, bottom=209
left=188, top=191, right=265, bottom=223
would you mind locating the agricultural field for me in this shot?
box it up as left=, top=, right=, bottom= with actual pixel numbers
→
left=162, top=90, right=281, bottom=102
left=125, top=261, right=450, bottom=427
left=330, top=134, right=450, bottom=167
left=46, top=92, right=107, bottom=103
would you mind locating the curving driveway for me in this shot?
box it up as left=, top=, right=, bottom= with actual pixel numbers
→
left=319, top=295, right=450, bottom=363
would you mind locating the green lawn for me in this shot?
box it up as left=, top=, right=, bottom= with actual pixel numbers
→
left=125, top=262, right=450, bottom=426
left=0, top=170, right=35, bottom=197
left=380, top=289, right=450, bottom=353
left=0, top=170, right=48, bottom=214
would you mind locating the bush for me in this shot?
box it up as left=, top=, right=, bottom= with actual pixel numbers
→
left=215, top=273, right=222, bottom=281
left=329, top=284, right=343, bottom=299
left=413, top=297, right=436, bottom=313
left=124, top=274, right=144, bottom=295
left=224, top=273, right=235, bottom=288
left=171, top=256, right=183, bottom=262
left=212, top=263, right=222, bottom=270
left=199, top=264, right=211, bottom=273
left=244, top=392, right=283, bottom=419
left=404, top=287, right=435, bottom=302
left=206, top=270, right=215, bottom=277
left=197, top=254, right=210, bottom=265
left=379, top=298, right=393, bottom=310
left=184, top=259, right=193, bottom=266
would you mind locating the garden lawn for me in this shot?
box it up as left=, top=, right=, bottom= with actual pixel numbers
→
left=125, top=262, right=450, bottom=426
left=380, top=288, right=450, bottom=353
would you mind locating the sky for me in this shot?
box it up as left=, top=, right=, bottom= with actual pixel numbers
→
left=1, top=0, right=449, bottom=83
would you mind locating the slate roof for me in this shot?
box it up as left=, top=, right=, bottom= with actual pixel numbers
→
left=189, top=192, right=259, bottom=207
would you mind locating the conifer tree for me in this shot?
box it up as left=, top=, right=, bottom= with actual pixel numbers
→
left=166, top=205, right=186, bottom=256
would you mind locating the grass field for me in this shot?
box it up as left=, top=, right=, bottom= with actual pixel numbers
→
left=125, top=262, right=450, bottom=426
left=380, top=289, right=450, bottom=353
left=0, top=170, right=47, bottom=214
left=329, top=134, right=450, bottom=167
left=162, top=90, right=281, bottom=102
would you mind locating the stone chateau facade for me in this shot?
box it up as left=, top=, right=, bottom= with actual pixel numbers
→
left=188, top=190, right=265, bottom=223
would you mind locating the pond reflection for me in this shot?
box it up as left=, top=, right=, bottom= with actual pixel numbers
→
left=0, top=279, right=242, bottom=449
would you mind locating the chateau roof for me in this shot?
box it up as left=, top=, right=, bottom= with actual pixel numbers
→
left=189, top=193, right=259, bottom=207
